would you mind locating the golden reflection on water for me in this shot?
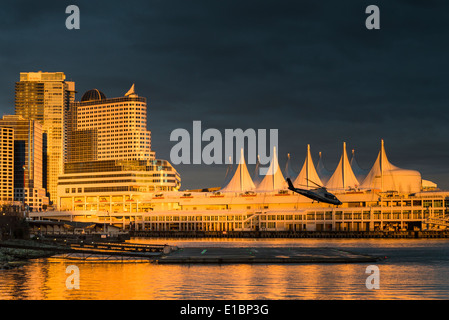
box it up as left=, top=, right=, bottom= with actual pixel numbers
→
left=1, top=238, right=449, bottom=300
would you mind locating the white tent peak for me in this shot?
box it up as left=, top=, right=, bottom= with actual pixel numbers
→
left=256, top=146, right=287, bottom=191
left=316, top=151, right=332, bottom=184
left=223, top=155, right=234, bottom=186
left=253, top=154, right=263, bottom=186
left=350, top=149, right=368, bottom=183
left=220, top=148, right=255, bottom=192
left=284, top=152, right=297, bottom=180
left=293, top=144, right=323, bottom=189
left=360, top=140, right=421, bottom=193
left=325, top=142, right=359, bottom=191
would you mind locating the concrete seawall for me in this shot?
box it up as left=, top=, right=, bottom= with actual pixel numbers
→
left=130, top=230, right=449, bottom=239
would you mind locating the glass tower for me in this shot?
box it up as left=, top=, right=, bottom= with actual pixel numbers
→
left=0, top=115, right=48, bottom=211
left=15, top=71, right=75, bottom=204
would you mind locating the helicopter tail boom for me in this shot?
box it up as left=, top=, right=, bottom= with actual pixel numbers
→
left=286, top=178, right=295, bottom=190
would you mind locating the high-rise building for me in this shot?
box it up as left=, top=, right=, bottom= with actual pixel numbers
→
left=0, top=127, right=14, bottom=203
left=0, top=115, right=48, bottom=211
left=58, top=85, right=180, bottom=211
left=66, top=85, right=154, bottom=162
left=15, top=71, right=75, bottom=204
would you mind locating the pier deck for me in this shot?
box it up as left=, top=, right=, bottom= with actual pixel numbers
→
left=157, top=247, right=382, bottom=264
left=0, top=240, right=382, bottom=264
left=0, top=240, right=169, bottom=260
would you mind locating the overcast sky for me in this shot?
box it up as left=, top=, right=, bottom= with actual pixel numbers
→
left=0, top=0, right=448, bottom=190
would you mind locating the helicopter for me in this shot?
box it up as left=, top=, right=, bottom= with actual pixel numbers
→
left=286, top=178, right=342, bottom=206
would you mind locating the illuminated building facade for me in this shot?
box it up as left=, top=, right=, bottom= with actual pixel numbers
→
left=15, top=71, right=76, bottom=203
left=57, top=85, right=180, bottom=210
left=0, top=127, right=14, bottom=203
left=66, top=86, right=154, bottom=162
left=0, top=115, right=48, bottom=211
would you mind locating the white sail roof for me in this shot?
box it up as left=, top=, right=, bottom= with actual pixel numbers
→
left=360, top=140, right=421, bottom=193
left=284, top=153, right=298, bottom=180
left=316, top=151, right=332, bottom=184
left=325, top=142, right=359, bottom=191
left=350, top=149, right=368, bottom=183
left=220, top=149, right=255, bottom=192
left=256, top=146, right=287, bottom=191
left=293, top=145, right=323, bottom=189
left=252, top=155, right=264, bottom=187
left=222, top=156, right=234, bottom=187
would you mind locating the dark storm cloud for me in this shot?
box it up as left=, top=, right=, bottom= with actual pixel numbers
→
left=0, top=0, right=448, bottom=189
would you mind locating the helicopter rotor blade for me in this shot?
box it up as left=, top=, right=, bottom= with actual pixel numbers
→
left=305, top=178, right=324, bottom=188
left=292, top=183, right=319, bottom=190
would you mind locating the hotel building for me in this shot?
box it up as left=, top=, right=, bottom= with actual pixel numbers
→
left=56, top=85, right=180, bottom=211
left=15, top=71, right=75, bottom=203
left=0, top=127, right=14, bottom=203
left=0, top=115, right=48, bottom=211
left=65, top=85, right=154, bottom=162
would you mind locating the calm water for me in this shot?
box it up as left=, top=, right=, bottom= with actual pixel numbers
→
left=1, top=238, right=449, bottom=300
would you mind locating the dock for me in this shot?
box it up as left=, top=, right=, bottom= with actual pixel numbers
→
left=156, top=247, right=382, bottom=264
left=0, top=239, right=171, bottom=261
left=0, top=239, right=382, bottom=264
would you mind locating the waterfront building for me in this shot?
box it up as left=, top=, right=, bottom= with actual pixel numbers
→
left=15, top=71, right=76, bottom=203
left=0, top=115, right=48, bottom=211
left=56, top=85, right=180, bottom=211
left=31, top=140, right=447, bottom=233
left=57, top=159, right=180, bottom=212
left=0, top=127, right=14, bottom=203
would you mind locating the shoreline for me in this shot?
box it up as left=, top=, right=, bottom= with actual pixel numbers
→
left=129, top=230, right=449, bottom=239
left=0, top=239, right=65, bottom=270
